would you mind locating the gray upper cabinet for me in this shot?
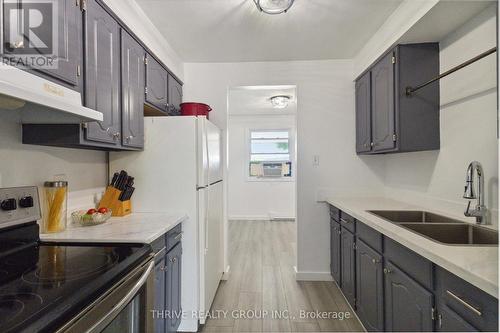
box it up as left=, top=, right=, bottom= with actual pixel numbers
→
left=83, top=0, right=121, bottom=145
left=355, top=71, right=372, bottom=153
left=371, top=51, right=396, bottom=152
left=355, top=43, right=440, bottom=155
left=384, top=261, right=434, bottom=332
left=37, top=0, right=82, bottom=89
left=330, top=220, right=341, bottom=284
left=146, top=54, right=169, bottom=112
left=340, top=227, right=356, bottom=308
left=121, top=30, right=145, bottom=148
left=168, top=74, right=183, bottom=115
left=1, top=0, right=82, bottom=90
left=356, top=240, right=384, bottom=332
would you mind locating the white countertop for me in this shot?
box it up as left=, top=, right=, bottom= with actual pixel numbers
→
left=325, top=197, right=498, bottom=298
left=40, top=212, right=188, bottom=244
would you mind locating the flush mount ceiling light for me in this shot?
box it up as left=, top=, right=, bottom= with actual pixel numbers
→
left=270, top=95, right=291, bottom=109
left=253, top=0, right=295, bottom=15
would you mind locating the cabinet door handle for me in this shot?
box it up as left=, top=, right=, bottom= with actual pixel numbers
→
left=383, top=268, right=392, bottom=274
left=446, top=290, right=482, bottom=316
left=438, top=314, right=442, bottom=329
left=171, top=257, right=177, bottom=263
left=125, top=135, right=134, bottom=143
left=160, top=266, right=167, bottom=271
left=372, top=258, right=380, bottom=264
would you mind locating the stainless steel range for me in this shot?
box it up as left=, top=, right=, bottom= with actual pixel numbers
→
left=0, top=187, right=154, bottom=333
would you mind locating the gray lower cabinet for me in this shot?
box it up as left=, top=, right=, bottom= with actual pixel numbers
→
left=330, top=220, right=341, bottom=284
left=153, top=227, right=182, bottom=333
left=328, top=204, right=498, bottom=332
left=83, top=0, right=121, bottom=145
left=384, top=261, right=434, bottom=332
left=340, top=227, right=356, bottom=308
left=435, top=266, right=498, bottom=332
left=437, top=305, right=478, bottom=332
left=355, top=240, right=384, bottom=332
left=154, top=256, right=167, bottom=333
left=166, top=242, right=182, bottom=333
left=121, top=29, right=145, bottom=148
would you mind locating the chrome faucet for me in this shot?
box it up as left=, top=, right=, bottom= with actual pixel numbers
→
left=463, top=161, right=488, bottom=224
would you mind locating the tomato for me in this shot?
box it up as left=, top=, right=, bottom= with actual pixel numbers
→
left=87, top=208, right=97, bottom=215
left=98, top=207, right=108, bottom=214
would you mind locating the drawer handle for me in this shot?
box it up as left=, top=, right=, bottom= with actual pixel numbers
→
left=446, top=290, right=482, bottom=316
left=340, top=218, right=351, bottom=224
left=174, top=232, right=183, bottom=241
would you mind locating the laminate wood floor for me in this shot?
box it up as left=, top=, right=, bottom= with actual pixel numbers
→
left=199, top=220, right=365, bottom=333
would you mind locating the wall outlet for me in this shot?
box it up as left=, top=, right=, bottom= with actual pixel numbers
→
left=313, top=155, right=320, bottom=166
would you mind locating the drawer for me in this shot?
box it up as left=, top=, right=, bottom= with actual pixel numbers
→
left=356, top=222, right=383, bottom=253
left=166, top=223, right=183, bottom=252
left=384, top=237, right=433, bottom=290
left=339, top=211, right=356, bottom=233
left=435, top=266, right=498, bottom=332
left=329, top=205, right=340, bottom=222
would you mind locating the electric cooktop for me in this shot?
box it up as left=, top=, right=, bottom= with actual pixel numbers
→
left=0, top=187, right=152, bottom=333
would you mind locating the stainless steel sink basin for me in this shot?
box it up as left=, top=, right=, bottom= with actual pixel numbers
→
left=399, top=223, right=498, bottom=246
left=368, top=210, right=498, bottom=246
left=369, top=210, right=464, bottom=224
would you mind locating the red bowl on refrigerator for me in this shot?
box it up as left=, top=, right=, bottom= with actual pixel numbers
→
left=180, top=102, right=212, bottom=118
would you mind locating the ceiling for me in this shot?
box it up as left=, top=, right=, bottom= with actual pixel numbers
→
left=229, top=86, right=297, bottom=115
left=135, top=0, right=403, bottom=62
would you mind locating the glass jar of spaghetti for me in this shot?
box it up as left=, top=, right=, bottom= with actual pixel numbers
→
left=41, top=181, right=68, bottom=233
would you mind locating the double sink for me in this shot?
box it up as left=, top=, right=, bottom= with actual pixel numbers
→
left=369, top=210, right=498, bottom=246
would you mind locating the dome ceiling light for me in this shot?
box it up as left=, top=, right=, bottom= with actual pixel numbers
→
left=253, top=0, right=295, bottom=15
left=270, top=95, right=291, bottom=109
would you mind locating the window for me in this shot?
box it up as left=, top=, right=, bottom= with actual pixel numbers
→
left=249, top=130, right=292, bottom=178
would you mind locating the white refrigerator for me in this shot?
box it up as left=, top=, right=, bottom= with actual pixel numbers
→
left=110, top=116, right=224, bottom=332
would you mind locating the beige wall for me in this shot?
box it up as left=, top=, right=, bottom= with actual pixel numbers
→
left=0, top=111, right=107, bottom=192
left=383, top=5, right=498, bottom=226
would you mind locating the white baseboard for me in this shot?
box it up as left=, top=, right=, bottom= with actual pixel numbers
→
left=228, top=215, right=296, bottom=221
left=228, top=215, right=270, bottom=221
left=177, top=318, right=199, bottom=332
left=294, top=267, right=333, bottom=281
left=221, top=265, right=230, bottom=280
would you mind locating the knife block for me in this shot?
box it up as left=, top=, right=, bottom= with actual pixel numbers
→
left=98, top=186, right=132, bottom=217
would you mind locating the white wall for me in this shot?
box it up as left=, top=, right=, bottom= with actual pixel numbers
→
left=383, top=5, right=498, bottom=226
left=0, top=112, right=107, bottom=192
left=228, top=115, right=296, bottom=220
left=183, top=60, right=387, bottom=279
left=102, top=0, right=184, bottom=80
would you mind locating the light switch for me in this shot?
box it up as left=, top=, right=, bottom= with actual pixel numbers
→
left=313, top=155, right=320, bottom=166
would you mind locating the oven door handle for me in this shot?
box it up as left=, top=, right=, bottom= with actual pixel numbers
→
left=87, top=260, right=155, bottom=333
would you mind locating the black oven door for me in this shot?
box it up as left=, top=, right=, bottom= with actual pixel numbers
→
left=57, top=256, right=155, bottom=333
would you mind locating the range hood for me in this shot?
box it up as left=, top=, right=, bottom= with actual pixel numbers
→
left=0, top=66, right=103, bottom=124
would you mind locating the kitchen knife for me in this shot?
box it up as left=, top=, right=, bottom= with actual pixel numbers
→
left=110, top=172, right=119, bottom=187
left=116, top=171, right=128, bottom=190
